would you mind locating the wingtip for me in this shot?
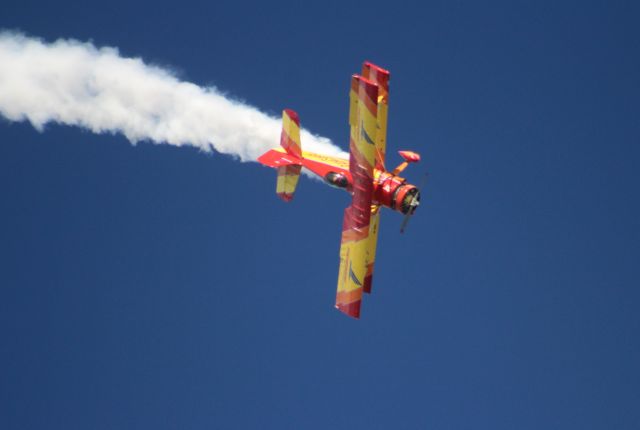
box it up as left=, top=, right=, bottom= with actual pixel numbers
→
left=351, top=75, right=379, bottom=105
left=362, top=61, right=390, bottom=75
left=362, top=62, right=390, bottom=91
left=335, top=300, right=361, bottom=319
left=363, top=274, right=373, bottom=294
left=283, top=109, right=300, bottom=126
left=277, top=192, right=294, bottom=202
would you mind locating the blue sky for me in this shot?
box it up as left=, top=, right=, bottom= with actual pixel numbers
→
left=2, top=1, right=639, bottom=428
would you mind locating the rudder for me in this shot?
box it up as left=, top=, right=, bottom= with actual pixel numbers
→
left=281, top=109, right=302, bottom=158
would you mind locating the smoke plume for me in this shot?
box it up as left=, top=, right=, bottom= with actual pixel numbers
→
left=0, top=32, right=345, bottom=161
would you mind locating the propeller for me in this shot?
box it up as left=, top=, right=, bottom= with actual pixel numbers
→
left=400, top=172, right=428, bottom=234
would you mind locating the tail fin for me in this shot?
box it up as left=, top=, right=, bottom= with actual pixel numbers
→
left=257, top=109, right=303, bottom=202
left=280, top=109, right=302, bottom=158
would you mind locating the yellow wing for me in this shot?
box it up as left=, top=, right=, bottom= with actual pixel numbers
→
left=335, top=75, right=378, bottom=318
left=361, top=62, right=390, bottom=171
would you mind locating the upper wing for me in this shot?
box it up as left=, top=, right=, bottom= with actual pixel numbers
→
left=335, top=75, right=379, bottom=318
left=361, top=62, right=390, bottom=171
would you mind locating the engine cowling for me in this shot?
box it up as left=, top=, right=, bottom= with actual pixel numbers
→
left=395, top=185, right=420, bottom=214
left=373, top=172, right=420, bottom=214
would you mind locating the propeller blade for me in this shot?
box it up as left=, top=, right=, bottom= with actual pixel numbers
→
left=399, top=171, right=428, bottom=234
left=399, top=191, right=419, bottom=233
left=400, top=211, right=413, bottom=233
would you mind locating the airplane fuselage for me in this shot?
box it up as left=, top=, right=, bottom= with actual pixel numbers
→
left=300, top=150, right=420, bottom=215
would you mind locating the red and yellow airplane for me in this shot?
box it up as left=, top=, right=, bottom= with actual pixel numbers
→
left=258, top=62, right=422, bottom=319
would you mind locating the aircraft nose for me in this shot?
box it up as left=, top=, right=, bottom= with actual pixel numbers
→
left=411, top=189, right=421, bottom=213
left=400, top=186, right=420, bottom=214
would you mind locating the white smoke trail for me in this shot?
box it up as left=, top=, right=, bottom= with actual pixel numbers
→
left=0, top=32, right=346, bottom=161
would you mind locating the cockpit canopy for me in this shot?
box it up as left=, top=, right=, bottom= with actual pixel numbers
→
left=324, top=172, right=349, bottom=189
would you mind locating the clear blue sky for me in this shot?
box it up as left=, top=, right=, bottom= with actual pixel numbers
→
left=2, top=1, right=639, bottom=428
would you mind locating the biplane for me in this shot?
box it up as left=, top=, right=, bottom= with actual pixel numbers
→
left=258, top=62, right=422, bottom=319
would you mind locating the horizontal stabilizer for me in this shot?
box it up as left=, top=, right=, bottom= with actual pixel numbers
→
left=276, top=164, right=301, bottom=202
left=257, top=149, right=302, bottom=168
left=257, top=109, right=305, bottom=202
